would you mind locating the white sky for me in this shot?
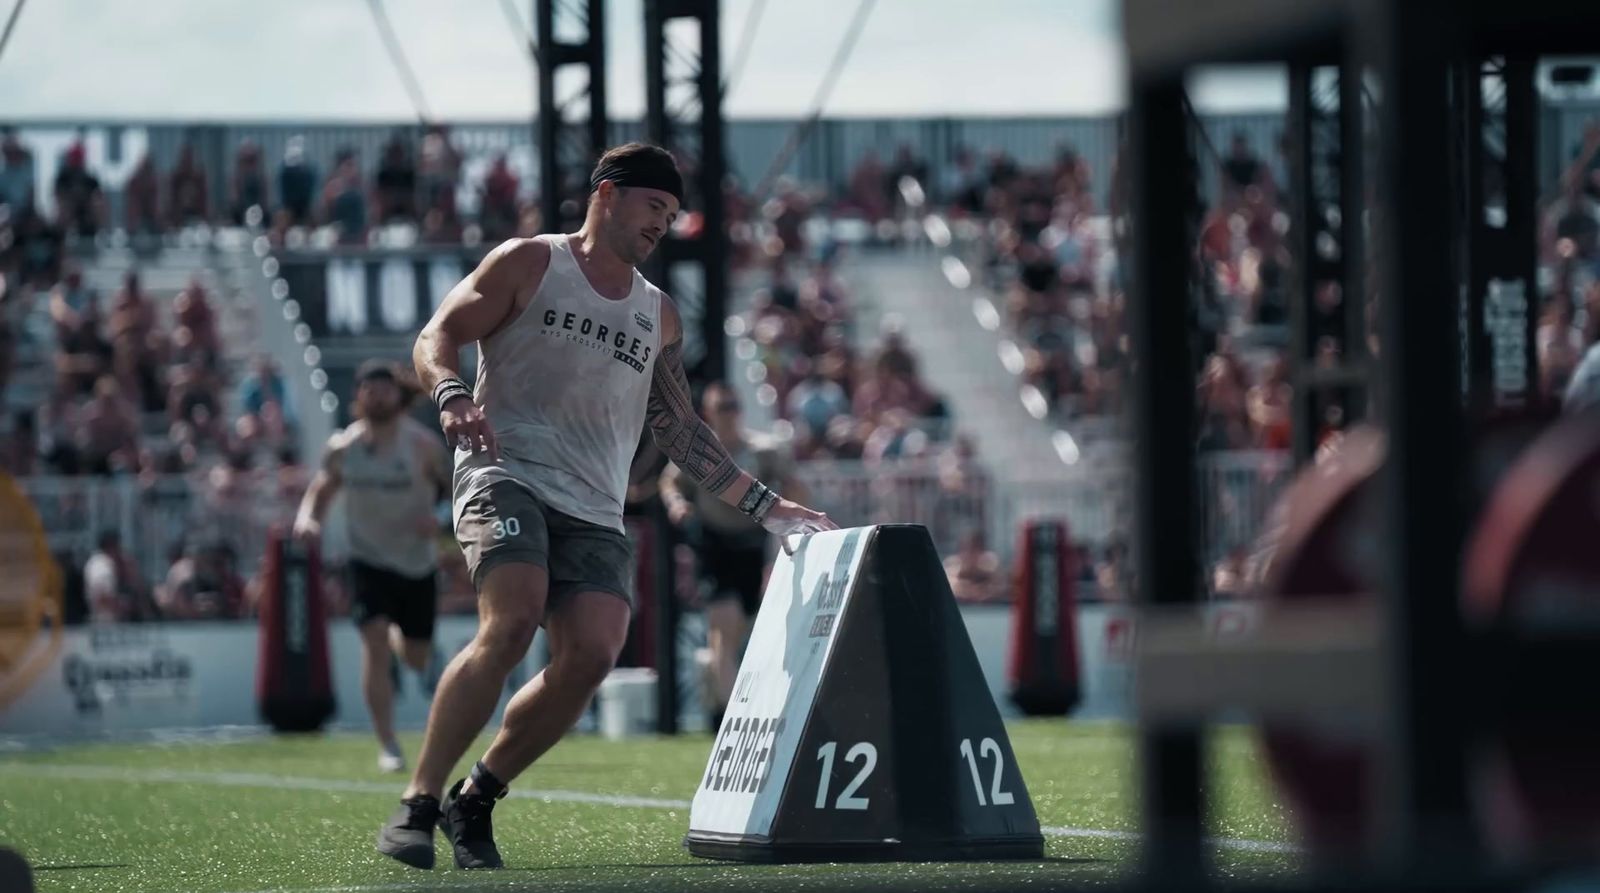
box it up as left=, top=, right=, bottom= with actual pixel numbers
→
left=0, top=0, right=1286, bottom=121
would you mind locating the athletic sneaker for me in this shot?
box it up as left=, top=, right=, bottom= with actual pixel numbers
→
left=438, top=778, right=505, bottom=869
left=377, top=740, right=405, bottom=774
left=375, top=795, right=440, bottom=869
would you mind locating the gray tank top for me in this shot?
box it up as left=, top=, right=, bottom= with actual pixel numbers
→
left=453, top=234, right=663, bottom=533
left=336, top=417, right=441, bottom=578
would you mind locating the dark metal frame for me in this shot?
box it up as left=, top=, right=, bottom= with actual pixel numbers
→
left=641, top=0, right=729, bottom=735
left=1287, top=60, right=1368, bottom=464
left=642, top=0, right=729, bottom=388
left=1123, top=0, right=1595, bottom=887
left=1127, top=73, right=1207, bottom=880
left=1462, top=56, right=1542, bottom=417
left=536, top=0, right=608, bottom=236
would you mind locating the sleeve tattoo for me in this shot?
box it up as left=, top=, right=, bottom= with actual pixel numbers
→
left=646, top=337, right=741, bottom=494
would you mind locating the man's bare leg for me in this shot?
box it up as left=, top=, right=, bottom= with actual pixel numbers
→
left=705, top=598, right=748, bottom=720
left=402, top=562, right=547, bottom=800
left=359, top=618, right=418, bottom=772
left=359, top=618, right=401, bottom=759
left=390, top=625, right=431, bottom=672
left=468, top=590, right=631, bottom=790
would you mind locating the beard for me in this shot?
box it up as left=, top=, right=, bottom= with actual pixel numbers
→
left=609, top=221, right=656, bottom=266
left=361, top=400, right=401, bottom=423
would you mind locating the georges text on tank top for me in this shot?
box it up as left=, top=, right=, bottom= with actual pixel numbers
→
left=452, top=234, right=664, bottom=533
left=337, top=417, right=441, bottom=578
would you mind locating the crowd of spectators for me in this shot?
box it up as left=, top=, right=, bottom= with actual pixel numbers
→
left=46, top=114, right=1600, bottom=611
left=278, top=125, right=540, bottom=248
left=1537, top=121, right=1600, bottom=405
left=58, top=521, right=484, bottom=626
left=12, top=267, right=298, bottom=482
left=262, top=126, right=537, bottom=248
left=0, top=124, right=547, bottom=266
left=737, top=242, right=990, bottom=482
left=950, top=143, right=1137, bottom=427
left=939, top=132, right=1301, bottom=451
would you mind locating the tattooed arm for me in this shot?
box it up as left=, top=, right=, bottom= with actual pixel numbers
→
left=646, top=296, right=836, bottom=536
left=646, top=296, right=747, bottom=499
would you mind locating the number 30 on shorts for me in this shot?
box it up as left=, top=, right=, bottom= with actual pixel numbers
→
left=491, top=517, right=522, bottom=540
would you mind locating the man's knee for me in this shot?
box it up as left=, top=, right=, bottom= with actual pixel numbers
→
left=473, top=615, right=538, bottom=670
left=547, top=590, right=630, bottom=691
left=554, top=638, right=621, bottom=691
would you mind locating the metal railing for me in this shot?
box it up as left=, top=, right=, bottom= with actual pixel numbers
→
left=20, top=473, right=295, bottom=586
left=18, top=449, right=1295, bottom=591
left=794, top=450, right=1292, bottom=565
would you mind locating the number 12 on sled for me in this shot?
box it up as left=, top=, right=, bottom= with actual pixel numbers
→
left=810, top=737, right=1015, bottom=811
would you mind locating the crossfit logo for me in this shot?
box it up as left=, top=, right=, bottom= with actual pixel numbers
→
left=808, top=572, right=848, bottom=639
left=806, top=531, right=861, bottom=641
left=634, top=311, right=654, bottom=333
left=62, top=628, right=193, bottom=713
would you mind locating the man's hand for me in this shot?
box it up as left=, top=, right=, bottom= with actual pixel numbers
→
left=760, top=498, right=838, bottom=539
left=440, top=395, right=498, bottom=459
left=666, top=498, right=694, bottom=526
left=291, top=516, right=321, bottom=544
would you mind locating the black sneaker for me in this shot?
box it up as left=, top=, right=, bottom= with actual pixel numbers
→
left=375, top=795, right=440, bottom=869
left=438, top=778, right=505, bottom=869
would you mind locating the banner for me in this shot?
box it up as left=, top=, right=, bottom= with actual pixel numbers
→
left=277, top=252, right=471, bottom=337
left=0, top=600, right=1227, bottom=741
left=0, top=616, right=542, bottom=742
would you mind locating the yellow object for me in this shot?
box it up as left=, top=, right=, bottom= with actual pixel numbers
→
left=0, top=472, right=64, bottom=710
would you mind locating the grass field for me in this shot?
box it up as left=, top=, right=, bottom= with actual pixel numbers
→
left=0, top=721, right=1299, bottom=893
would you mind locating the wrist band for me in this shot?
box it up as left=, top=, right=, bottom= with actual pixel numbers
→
left=738, top=481, right=769, bottom=515
left=432, top=377, right=472, bottom=411
left=752, top=488, right=780, bottom=524
left=740, top=481, right=781, bottom=524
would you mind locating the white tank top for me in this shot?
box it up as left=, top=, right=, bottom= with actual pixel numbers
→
left=452, top=234, right=664, bottom=533
left=335, top=417, right=441, bottom=577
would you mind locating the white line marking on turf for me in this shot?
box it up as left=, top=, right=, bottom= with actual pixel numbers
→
left=1039, top=825, right=1299, bottom=854
left=1, top=763, right=1301, bottom=859
left=0, top=763, right=692, bottom=810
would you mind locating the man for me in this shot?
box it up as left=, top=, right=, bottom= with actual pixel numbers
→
left=84, top=529, right=137, bottom=623
left=167, top=142, right=209, bottom=228
left=293, top=359, right=449, bottom=773
left=237, top=354, right=295, bottom=427
left=52, top=143, right=103, bottom=237
left=660, top=382, right=805, bottom=731
left=378, top=142, right=835, bottom=871
left=277, top=136, right=318, bottom=227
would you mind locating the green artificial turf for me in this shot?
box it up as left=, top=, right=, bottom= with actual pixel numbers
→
left=0, top=721, right=1298, bottom=893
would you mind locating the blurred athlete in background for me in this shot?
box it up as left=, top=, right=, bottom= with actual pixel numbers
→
left=294, top=359, right=449, bottom=773
left=661, top=381, right=806, bottom=732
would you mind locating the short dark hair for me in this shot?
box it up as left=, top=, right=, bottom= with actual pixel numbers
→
left=352, top=358, right=417, bottom=419
left=589, top=143, right=682, bottom=203
left=592, top=143, right=676, bottom=182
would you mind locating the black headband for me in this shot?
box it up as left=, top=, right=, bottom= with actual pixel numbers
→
left=590, top=155, right=684, bottom=204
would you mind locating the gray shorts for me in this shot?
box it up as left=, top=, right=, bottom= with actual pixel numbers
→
left=454, top=479, right=634, bottom=609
